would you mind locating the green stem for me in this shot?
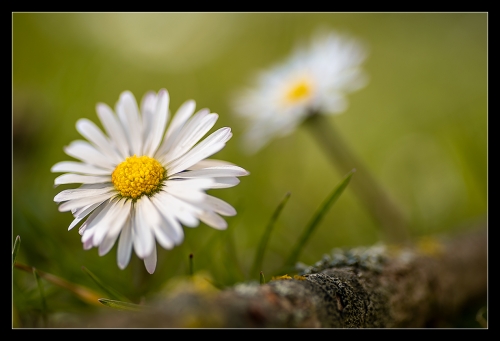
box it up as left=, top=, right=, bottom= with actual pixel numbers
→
left=304, top=113, right=410, bottom=245
left=189, top=253, right=194, bottom=277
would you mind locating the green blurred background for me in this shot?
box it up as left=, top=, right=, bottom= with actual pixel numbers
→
left=13, top=12, right=487, bottom=327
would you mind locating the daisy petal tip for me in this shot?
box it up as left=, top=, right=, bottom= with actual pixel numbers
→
left=120, top=90, right=133, bottom=98
left=145, top=264, right=156, bottom=274
left=58, top=205, right=69, bottom=213
left=158, top=88, right=169, bottom=97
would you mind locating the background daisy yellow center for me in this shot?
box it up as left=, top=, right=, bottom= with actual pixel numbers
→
left=285, top=79, right=312, bottom=103
left=112, top=155, right=165, bottom=199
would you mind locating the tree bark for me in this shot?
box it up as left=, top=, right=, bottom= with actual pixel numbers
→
left=51, top=222, right=487, bottom=328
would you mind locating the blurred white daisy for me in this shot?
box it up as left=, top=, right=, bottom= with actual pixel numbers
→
left=52, top=89, right=249, bottom=274
left=232, top=29, right=368, bottom=153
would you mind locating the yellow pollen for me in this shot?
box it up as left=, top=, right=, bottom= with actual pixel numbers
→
left=285, top=80, right=312, bottom=103
left=112, top=155, right=165, bottom=199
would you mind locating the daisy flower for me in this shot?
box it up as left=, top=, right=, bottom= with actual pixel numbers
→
left=51, top=89, right=249, bottom=274
left=231, top=29, right=368, bottom=153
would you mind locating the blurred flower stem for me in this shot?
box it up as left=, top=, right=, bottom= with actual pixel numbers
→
left=303, top=113, right=410, bottom=245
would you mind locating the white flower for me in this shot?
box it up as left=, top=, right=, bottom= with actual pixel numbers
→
left=231, top=29, right=368, bottom=153
left=52, top=89, right=249, bottom=274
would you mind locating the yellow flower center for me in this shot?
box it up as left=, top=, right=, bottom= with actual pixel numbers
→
left=285, top=79, right=312, bottom=103
left=112, top=155, right=165, bottom=200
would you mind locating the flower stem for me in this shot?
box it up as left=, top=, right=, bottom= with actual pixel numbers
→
left=303, top=113, right=410, bottom=245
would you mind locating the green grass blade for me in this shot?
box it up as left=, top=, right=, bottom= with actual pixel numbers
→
left=32, top=267, right=48, bottom=326
left=81, top=266, right=130, bottom=302
left=284, top=169, right=355, bottom=267
left=98, top=298, right=146, bottom=312
left=12, top=235, right=21, bottom=268
left=251, top=192, right=291, bottom=277
left=260, top=271, right=265, bottom=285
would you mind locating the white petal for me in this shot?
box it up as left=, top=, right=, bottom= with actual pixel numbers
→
left=165, top=127, right=232, bottom=173
left=203, top=195, right=237, bottom=216
left=164, top=178, right=215, bottom=190
left=85, top=199, right=117, bottom=246
left=140, top=90, right=158, bottom=137
left=79, top=183, right=113, bottom=190
left=96, top=103, right=129, bottom=158
left=64, top=140, right=115, bottom=169
left=80, top=200, right=111, bottom=241
left=105, top=200, right=133, bottom=240
left=72, top=202, right=98, bottom=218
left=51, top=161, right=110, bottom=176
left=132, top=199, right=155, bottom=258
left=72, top=202, right=102, bottom=226
left=164, top=185, right=205, bottom=203
left=177, top=193, right=236, bottom=217
left=150, top=195, right=184, bottom=245
left=155, top=99, right=196, bottom=158
left=166, top=143, right=224, bottom=176
left=209, top=177, right=241, bottom=189
left=140, top=196, right=175, bottom=250
left=54, top=186, right=115, bottom=203
left=92, top=198, right=130, bottom=247
left=171, top=165, right=249, bottom=178
left=94, top=200, right=132, bottom=256
left=116, top=91, right=143, bottom=156
left=144, top=243, right=157, bottom=274
left=96, top=200, right=131, bottom=255
left=68, top=216, right=85, bottom=231
left=164, top=110, right=217, bottom=162
left=57, top=192, right=115, bottom=212
left=93, top=200, right=130, bottom=252
left=199, top=211, right=228, bottom=230
left=187, top=158, right=235, bottom=170
left=117, top=218, right=133, bottom=269
left=98, top=227, right=120, bottom=257
left=76, top=118, right=123, bottom=164
left=144, top=89, right=169, bottom=157
left=156, top=191, right=200, bottom=228
left=54, top=174, right=111, bottom=186
left=82, top=238, right=93, bottom=250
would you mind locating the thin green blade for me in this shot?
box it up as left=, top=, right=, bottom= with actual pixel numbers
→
left=32, top=267, right=48, bottom=326
left=284, top=169, right=355, bottom=268
left=260, top=271, right=266, bottom=285
left=12, top=235, right=21, bottom=267
left=251, top=192, right=291, bottom=277
left=98, top=298, right=146, bottom=312
left=81, top=266, right=130, bottom=302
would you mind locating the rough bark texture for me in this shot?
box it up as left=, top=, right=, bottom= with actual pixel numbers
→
left=51, top=224, right=487, bottom=328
